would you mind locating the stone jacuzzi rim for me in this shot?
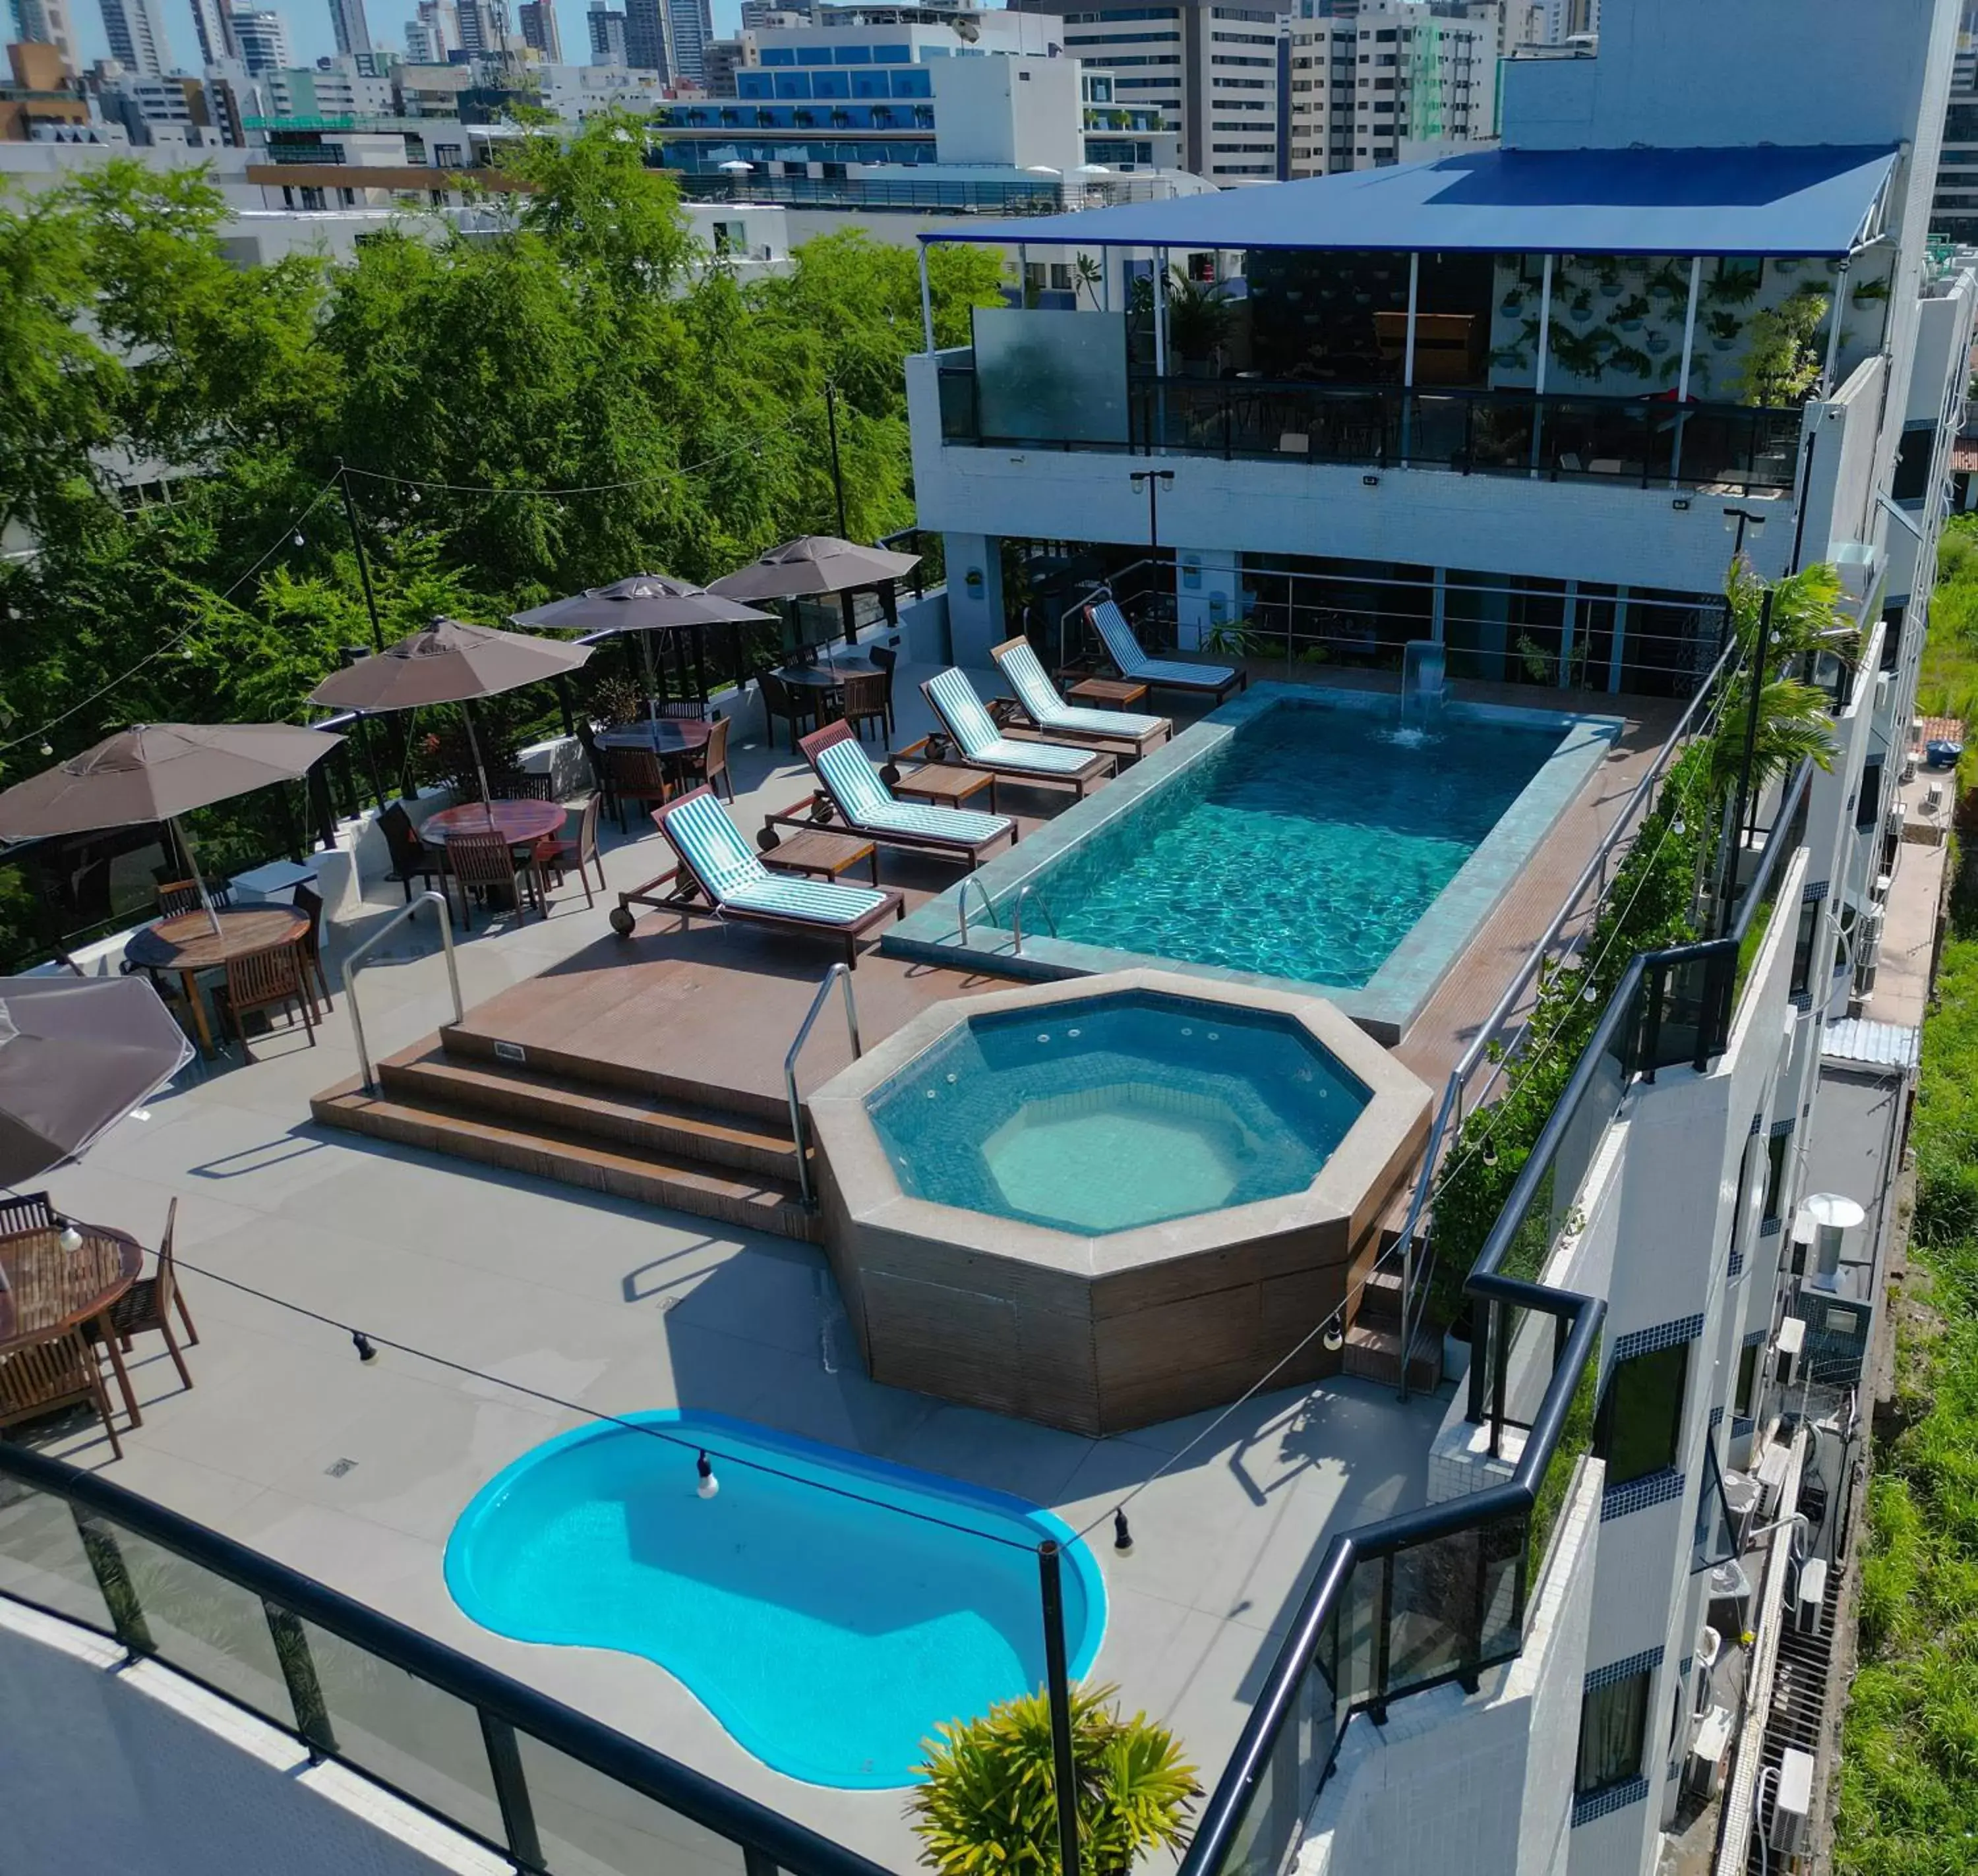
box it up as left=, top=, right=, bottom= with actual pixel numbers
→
left=882, top=681, right=1625, bottom=1045
left=808, top=969, right=1434, bottom=1277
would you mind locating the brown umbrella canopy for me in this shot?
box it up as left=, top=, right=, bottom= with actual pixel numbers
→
left=509, top=575, right=772, bottom=636
left=707, top=537, right=921, bottom=602
left=0, top=974, right=194, bottom=1187
left=0, top=722, right=344, bottom=838
left=307, top=616, right=593, bottom=713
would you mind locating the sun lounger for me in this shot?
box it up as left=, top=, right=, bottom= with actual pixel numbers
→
left=798, top=720, right=1017, bottom=867
left=1084, top=599, right=1246, bottom=703
left=611, top=786, right=903, bottom=967
left=920, top=669, right=1116, bottom=798
left=990, top=637, right=1172, bottom=755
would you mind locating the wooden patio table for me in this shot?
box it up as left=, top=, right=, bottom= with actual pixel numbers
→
left=0, top=1221, right=144, bottom=1427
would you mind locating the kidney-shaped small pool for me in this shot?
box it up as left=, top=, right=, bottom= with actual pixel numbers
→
left=446, top=1411, right=1106, bottom=1788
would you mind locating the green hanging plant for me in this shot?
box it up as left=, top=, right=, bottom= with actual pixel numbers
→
left=1549, top=324, right=1612, bottom=378
left=1607, top=341, right=1654, bottom=380
left=1708, top=309, right=1743, bottom=351
left=1733, top=288, right=1829, bottom=405
left=1851, top=274, right=1890, bottom=303
left=1706, top=266, right=1762, bottom=308
left=1646, top=260, right=1690, bottom=304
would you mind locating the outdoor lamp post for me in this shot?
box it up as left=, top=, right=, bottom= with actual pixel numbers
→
left=1130, top=469, right=1174, bottom=552
left=1723, top=504, right=1768, bottom=566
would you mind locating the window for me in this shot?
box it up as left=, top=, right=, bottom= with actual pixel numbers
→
left=1858, top=757, right=1884, bottom=831
left=1596, top=1341, right=1689, bottom=1486
left=1892, top=425, right=1937, bottom=503
left=1762, top=1130, right=1789, bottom=1226
left=1791, top=901, right=1817, bottom=997
left=1050, top=263, right=1073, bottom=291
left=1715, top=254, right=1762, bottom=293
left=1691, top=1436, right=1738, bottom=1571
left=1734, top=1341, right=1760, bottom=1419
left=1576, top=1670, right=1650, bottom=1798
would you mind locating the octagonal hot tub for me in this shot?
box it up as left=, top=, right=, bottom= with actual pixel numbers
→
left=810, top=970, right=1431, bottom=1435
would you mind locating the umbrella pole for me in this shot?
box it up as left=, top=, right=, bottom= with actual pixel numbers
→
left=640, top=633, right=659, bottom=724
left=462, top=704, right=494, bottom=820
left=172, top=818, right=224, bottom=939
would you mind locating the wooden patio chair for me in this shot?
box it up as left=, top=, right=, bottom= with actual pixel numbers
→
left=444, top=829, right=544, bottom=930
left=605, top=745, right=672, bottom=835
left=0, top=1328, right=123, bottom=1459
left=757, top=670, right=818, bottom=751
left=86, top=1197, right=197, bottom=1395
left=292, top=882, right=332, bottom=1008
left=575, top=720, right=618, bottom=825
left=868, top=644, right=899, bottom=740
left=0, top=1192, right=55, bottom=1237
left=671, top=714, right=734, bottom=802
left=156, top=878, right=233, bottom=919
left=378, top=802, right=444, bottom=906
left=655, top=697, right=707, bottom=720
left=495, top=773, right=556, bottom=802
left=535, top=793, right=606, bottom=909
left=839, top=671, right=891, bottom=746
left=217, top=941, right=316, bottom=1058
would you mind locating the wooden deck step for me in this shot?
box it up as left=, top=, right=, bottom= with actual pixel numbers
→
left=379, top=1043, right=804, bottom=1183
left=1341, top=1318, right=1443, bottom=1393
left=311, top=1075, right=821, bottom=1244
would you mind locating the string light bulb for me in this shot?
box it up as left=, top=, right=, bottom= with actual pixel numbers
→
left=1321, top=1312, right=1345, bottom=1353
left=292, top=530, right=307, bottom=547
left=696, top=1450, right=719, bottom=1498
left=57, top=1219, right=83, bottom=1254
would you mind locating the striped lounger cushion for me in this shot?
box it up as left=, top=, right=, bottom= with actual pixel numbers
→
left=1090, top=600, right=1236, bottom=689
left=665, top=791, right=887, bottom=925
left=995, top=641, right=1166, bottom=740
left=814, top=737, right=1009, bottom=846
left=927, top=670, right=1098, bottom=777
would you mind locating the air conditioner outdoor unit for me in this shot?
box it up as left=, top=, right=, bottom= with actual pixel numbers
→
left=1772, top=1316, right=1807, bottom=1396
left=1769, top=1749, right=1815, bottom=1856
left=1795, top=1556, right=1828, bottom=1633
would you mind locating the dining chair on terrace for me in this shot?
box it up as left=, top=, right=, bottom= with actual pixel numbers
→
left=292, top=882, right=332, bottom=1009
left=839, top=671, right=891, bottom=746
left=575, top=720, right=618, bottom=825
left=0, top=1328, right=123, bottom=1459
left=605, top=744, right=672, bottom=834
left=0, top=1192, right=55, bottom=1236
left=378, top=802, right=444, bottom=906
left=85, top=1197, right=198, bottom=1395
left=655, top=697, right=708, bottom=720
left=217, top=941, right=317, bottom=1057
left=867, top=644, right=899, bottom=741
left=444, top=829, right=545, bottom=930
left=535, top=793, right=606, bottom=909
left=156, top=878, right=234, bottom=919
left=671, top=713, right=734, bottom=802
left=758, top=670, right=817, bottom=752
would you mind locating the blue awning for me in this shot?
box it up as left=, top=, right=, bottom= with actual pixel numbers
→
left=926, top=145, right=1900, bottom=258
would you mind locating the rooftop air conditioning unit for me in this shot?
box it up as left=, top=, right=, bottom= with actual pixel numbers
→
left=1769, top=1749, right=1814, bottom=1856
left=1772, top=1316, right=1807, bottom=1397
left=1795, top=1556, right=1828, bottom=1633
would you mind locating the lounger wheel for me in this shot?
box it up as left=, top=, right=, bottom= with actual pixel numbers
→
left=609, top=904, right=637, bottom=938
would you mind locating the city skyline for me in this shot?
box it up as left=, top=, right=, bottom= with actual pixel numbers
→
left=67, top=0, right=750, bottom=76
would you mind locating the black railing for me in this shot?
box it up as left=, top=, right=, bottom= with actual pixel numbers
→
left=0, top=1443, right=894, bottom=1876
left=937, top=361, right=1805, bottom=497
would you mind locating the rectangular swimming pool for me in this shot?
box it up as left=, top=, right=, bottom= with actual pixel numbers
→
left=885, top=684, right=1621, bottom=1042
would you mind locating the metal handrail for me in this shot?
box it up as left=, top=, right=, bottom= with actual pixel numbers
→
left=344, top=891, right=461, bottom=1095
left=1012, top=883, right=1057, bottom=955
left=785, top=962, right=861, bottom=1210
left=955, top=873, right=997, bottom=949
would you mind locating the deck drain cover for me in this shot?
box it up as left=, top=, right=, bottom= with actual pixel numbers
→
left=325, top=1457, right=359, bottom=1479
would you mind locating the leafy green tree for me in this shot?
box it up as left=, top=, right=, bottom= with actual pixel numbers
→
left=909, top=1684, right=1199, bottom=1876
left=1709, top=560, right=1850, bottom=799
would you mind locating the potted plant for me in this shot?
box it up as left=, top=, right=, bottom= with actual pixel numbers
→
left=1567, top=285, right=1595, bottom=320
left=1852, top=273, right=1891, bottom=303
left=1594, top=256, right=1624, bottom=299
left=1706, top=266, right=1762, bottom=308
left=1646, top=260, right=1689, bottom=303
left=1733, top=287, right=1830, bottom=404
left=1708, top=309, right=1742, bottom=352
left=1613, top=292, right=1651, bottom=331
left=909, top=1684, right=1201, bottom=1876
left=1164, top=268, right=1234, bottom=376
left=1501, top=285, right=1526, bottom=316
left=1608, top=341, right=1654, bottom=379
left=1646, top=330, right=1671, bottom=355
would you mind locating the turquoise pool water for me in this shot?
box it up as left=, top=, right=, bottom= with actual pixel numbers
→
left=445, top=1412, right=1105, bottom=1789
left=866, top=991, right=1368, bottom=1233
left=1038, top=701, right=1557, bottom=989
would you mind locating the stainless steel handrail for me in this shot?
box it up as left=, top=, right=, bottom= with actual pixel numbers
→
left=955, top=873, right=997, bottom=948
left=1012, top=883, right=1057, bottom=955
left=785, top=962, right=861, bottom=1210
left=344, top=891, right=461, bottom=1095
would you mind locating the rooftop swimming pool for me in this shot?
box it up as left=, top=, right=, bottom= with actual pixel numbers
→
left=446, top=1412, right=1104, bottom=1790
left=866, top=990, right=1369, bottom=1234
left=887, top=685, right=1620, bottom=1041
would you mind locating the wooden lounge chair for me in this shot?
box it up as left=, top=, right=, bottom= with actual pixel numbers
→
left=990, top=636, right=1173, bottom=755
left=920, top=669, right=1116, bottom=799
left=1084, top=598, right=1247, bottom=703
left=611, top=786, right=904, bottom=968
left=797, top=720, right=1016, bottom=869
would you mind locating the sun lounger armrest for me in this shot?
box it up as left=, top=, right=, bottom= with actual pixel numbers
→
left=760, top=794, right=835, bottom=846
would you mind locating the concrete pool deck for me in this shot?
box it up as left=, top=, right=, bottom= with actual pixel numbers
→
left=10, top=653, right=1673, bottom=1867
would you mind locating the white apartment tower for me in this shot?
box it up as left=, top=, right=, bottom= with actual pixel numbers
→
left=229, top=3, right=289, bottom=73
left=96, top=0, right=169, bottom=76
left=9, top=0, right=79, bottom=69
left=328, top=0, right=374, bottom=56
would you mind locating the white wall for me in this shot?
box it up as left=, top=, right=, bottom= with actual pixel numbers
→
left=0, top=1598, right=504, bottom=1876
left=932, top=55, right=1083, bottom=175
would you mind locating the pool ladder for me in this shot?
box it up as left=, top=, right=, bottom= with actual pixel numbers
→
left=785, top=962, right=861, bottom=1210
left=1012, top=885, right=1058, bottom=956
left=954, top=879, right=1058, bottom=958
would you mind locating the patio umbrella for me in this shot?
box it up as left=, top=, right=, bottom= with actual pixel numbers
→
left=0, top=974, right=194, bottom=1187
left=510, top=575, right=772, bottom=725
left=707, top=536, right=921, bottom=604
left=307, top=616, right=592, bottom=807
left=0, top=722, right=345, bottom=938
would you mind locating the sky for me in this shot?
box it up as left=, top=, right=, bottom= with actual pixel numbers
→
left=70, top=0, right=747, bottom=75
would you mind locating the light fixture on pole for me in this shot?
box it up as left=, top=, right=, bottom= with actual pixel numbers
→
left=1722, top=504, right=1768, bottom=564
left=1129, top=469, right=1174, bottom=552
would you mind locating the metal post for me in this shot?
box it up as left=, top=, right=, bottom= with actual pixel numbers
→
left=334, top=461, right=386, bottom=654
left=1401, top=250, right=1419, bottom=464
left=918, top=241, right=936, bottom=353
left=71, top=1508, right=154, bottom=1657
left=1718, top=589, right=1772, bottom=940
left=1153, top=249, right=1169, bottom=380
left=1821, top=259, right=1849, bottom=394
left=264, top=1601, right=339, bottom=1759
left=1670, top=256, right=1702, bottom=487
left=480, top=1711, right=546, bottom=1873
left=1530, top=254, right=1553, bottom=473
left=825, top=382, right=850, bottom=540
left=1038, top=1542, right=1083, bottom=1876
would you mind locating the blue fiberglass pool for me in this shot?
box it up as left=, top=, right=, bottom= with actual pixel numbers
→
left=446, top=1412, right=1106, bottom=1789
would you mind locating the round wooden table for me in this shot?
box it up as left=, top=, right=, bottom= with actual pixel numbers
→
left=0, top=1220, right=144, bottom=1427
left=422, top=800, right=568, bottom=846
left=597, top=720, right=711, bottom=757
left=125, top=905, right=311, bottom=1057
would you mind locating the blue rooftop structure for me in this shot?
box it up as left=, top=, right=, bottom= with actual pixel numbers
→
left=921, top=144, right=1902, bottom=256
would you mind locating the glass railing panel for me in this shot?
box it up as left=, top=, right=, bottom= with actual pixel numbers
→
left=0, top=1479, right=113, bottom=1631
left=1402, top=391, right=1469, bottom=467
left=516, top=1729, right=751, bottom=1876
left=1384, top=1527, right=1478, bottom=1695
left=101, top=1521, right=294, bottom=1728
left=1331, top=1552, right=1385, bottom=1722
left=1466, top=396, right=1538, bottom=473
left=936, top=366, right=976, bottom=442
left=1526, top=1339, right=1598, bottom=1594
left=1477, top=1514, right=1528, bottom=1664
left=299, top=1616, right=507, bottom=1846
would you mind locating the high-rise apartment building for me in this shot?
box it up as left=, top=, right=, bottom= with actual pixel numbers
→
left=740, top=0, right=810, bottom=26
left=404, top=0, right=456, bottom=62
left=620, top=0, right=668, bottom=73
left=587, top=2, right=627, bottom=62
left=1023, top=0, right=1294, bottom=184
left=229, top=4, right=289, bottom=74
left=184, top=0, right=236, bottom=65
left=1286, top=0, right=1501, bottom=176
left=518, top=0, right=562, bottom=57
left=452, top=0, right=506, bottom=55
left=9, top=0, right=78, bottom=71
left=664, top=0, right=713, bottom=80
left=328, top=0, right=374, bottom=56
left=96, top=0, right=169, bottom=76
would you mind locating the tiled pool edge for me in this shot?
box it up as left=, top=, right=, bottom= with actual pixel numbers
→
left=883, top=683, right=1623, bottom=1044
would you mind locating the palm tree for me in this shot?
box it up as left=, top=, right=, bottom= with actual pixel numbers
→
left=1710, top=560, right=1854, bottom=799
left=909, top=1683, right=1199, bottom=1876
